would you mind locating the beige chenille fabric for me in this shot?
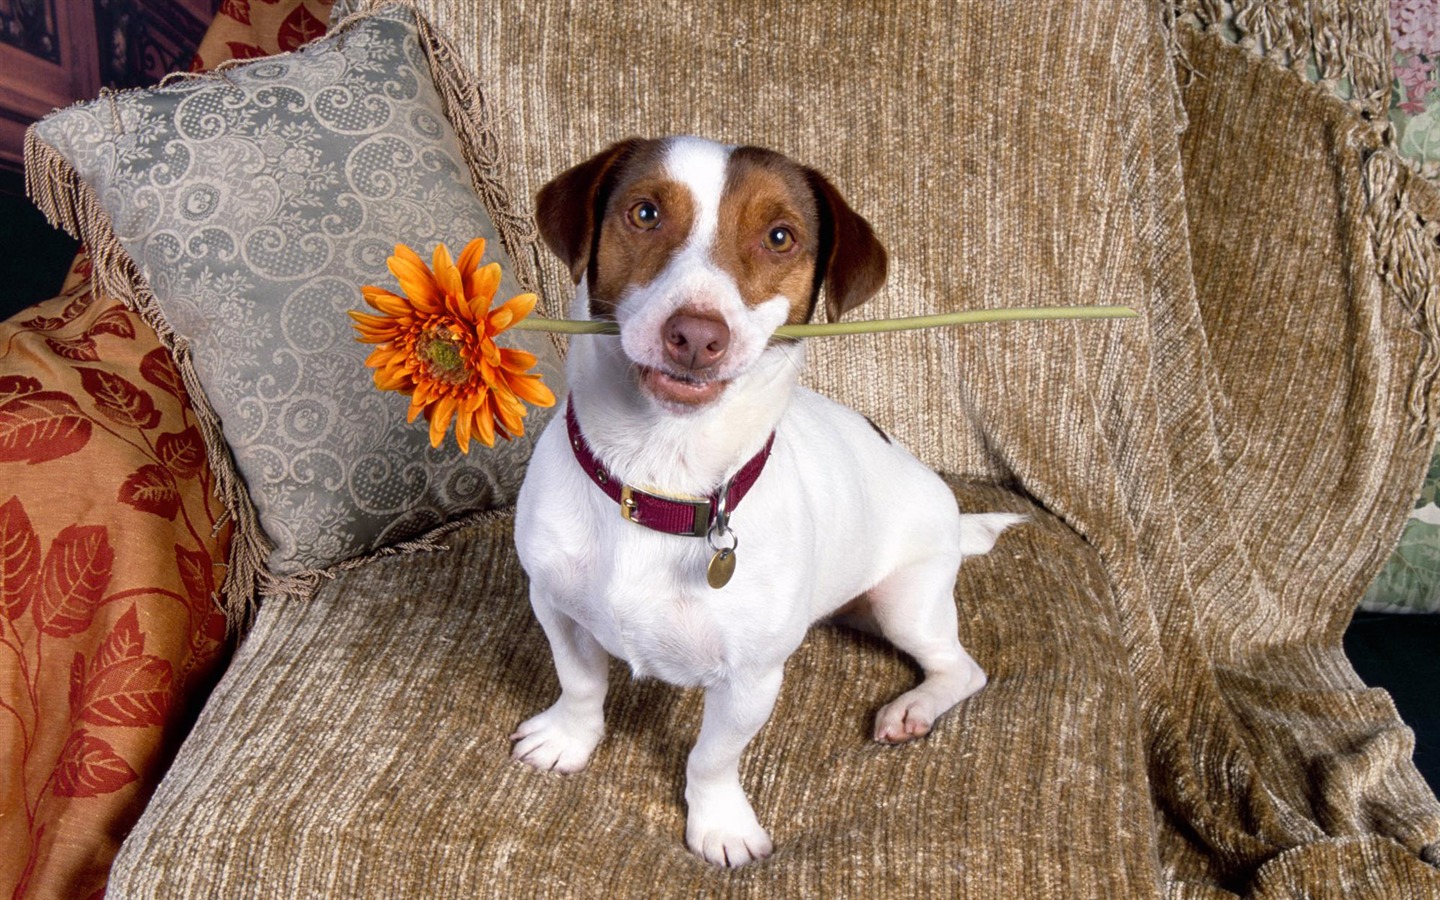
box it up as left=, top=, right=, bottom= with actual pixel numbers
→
left=109, top=0, right=1440, bottom=896
left=110, top=486, right=1163, bottom=897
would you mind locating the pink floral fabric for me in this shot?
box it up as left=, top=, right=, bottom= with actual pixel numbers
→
left=1390, top=0, right=1440, bottom=183
left=1393, top=0, right=1439, bottom=114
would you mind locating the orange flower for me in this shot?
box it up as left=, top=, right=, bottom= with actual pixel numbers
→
left=349, top=238, right=556, bottom=452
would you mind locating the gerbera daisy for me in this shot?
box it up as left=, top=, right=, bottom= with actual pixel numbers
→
left=349, top=238, right=556, bottom=452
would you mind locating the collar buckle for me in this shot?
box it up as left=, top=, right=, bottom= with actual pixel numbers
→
left=619, top=483, right=712, bottom=537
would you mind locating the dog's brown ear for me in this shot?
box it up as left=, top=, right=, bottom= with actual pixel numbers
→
left=807, top=170, right=888, bottom=323
left=535, top=138, right=646, bottom=284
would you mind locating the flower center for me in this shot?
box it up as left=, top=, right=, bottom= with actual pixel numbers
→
left=416, top=325, right=471, bottom=386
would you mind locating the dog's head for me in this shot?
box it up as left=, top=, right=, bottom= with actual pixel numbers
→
left=536, top=137, right=887, bottom=411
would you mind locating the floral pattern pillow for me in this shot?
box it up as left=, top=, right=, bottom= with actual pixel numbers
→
left=1391, top=0, right=1440, bottom=182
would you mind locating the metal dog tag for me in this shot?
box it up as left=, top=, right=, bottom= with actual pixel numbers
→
left=705, top=479, right=739, bottom=590
left=707, top=548, right=737, bottom=589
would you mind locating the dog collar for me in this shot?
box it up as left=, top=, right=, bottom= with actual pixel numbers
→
left=565, top=398, right=774, bottom=539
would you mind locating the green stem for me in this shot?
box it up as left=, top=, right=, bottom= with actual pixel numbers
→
left=508, top=305, right=1138, bottom=337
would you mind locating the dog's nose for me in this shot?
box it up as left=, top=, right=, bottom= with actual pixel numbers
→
left=664, top=313, right=730, bottom=370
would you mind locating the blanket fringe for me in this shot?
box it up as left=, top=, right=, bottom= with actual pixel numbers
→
left=1173, top=0, right=1392, bottom=118
left=1363, top=146, right=1440, bottom=441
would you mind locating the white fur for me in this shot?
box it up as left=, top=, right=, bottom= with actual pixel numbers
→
left=513, top=137, right=1022, bottom=868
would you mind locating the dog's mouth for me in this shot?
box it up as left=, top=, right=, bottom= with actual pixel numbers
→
left=638, top=366, right=729, bottom=407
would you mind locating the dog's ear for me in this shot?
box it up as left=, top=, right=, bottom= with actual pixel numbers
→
left=807, top=170, right=888, bottom=323
left=535, top=138, right=645, bottom=284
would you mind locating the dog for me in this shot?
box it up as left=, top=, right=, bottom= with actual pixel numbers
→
left=512, top=136, right=1021, bottom=867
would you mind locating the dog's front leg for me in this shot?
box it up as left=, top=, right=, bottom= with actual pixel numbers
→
left=511, top=593, right=610, bottom=774
left=684, top=668, right=783, bottom=867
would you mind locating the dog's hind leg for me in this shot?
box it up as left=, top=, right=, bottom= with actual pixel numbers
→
left=867, top=554, right=986, bottom=745
left=511, top=593, right=611, bottom=773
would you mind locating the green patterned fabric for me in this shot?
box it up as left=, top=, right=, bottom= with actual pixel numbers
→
left=27, top=4, right=562, bottom=590
left=1366, top=451, right=1440, bottom=612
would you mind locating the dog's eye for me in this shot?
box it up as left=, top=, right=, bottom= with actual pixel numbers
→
left=764, top=227, right=796, bottom=253
left=627, top=201, right=661, bottom=230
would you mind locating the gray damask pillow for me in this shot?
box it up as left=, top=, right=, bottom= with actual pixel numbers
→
left=26, top=3, right=562, bottom=605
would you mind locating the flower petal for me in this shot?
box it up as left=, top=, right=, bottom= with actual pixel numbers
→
left=389, top=246, right=443, bottom=313
left=498, top=347, right=539, bottom=370
left=433, top=242, right=467, bottom=305
left=374, top=366, right=412, bottom=392
left=497, top=292, right=538, bottom=324
left=480, top=336, right=501, bottom=367
left=431, top=242, right=454, bottom=277
left=506, top=372, right=556, bottom=408
left=473, top=397, right=497, bottom=447
left=456, top=237, right=486, bottom=280
left=429, top=395, right=458, bottom=448
left=467, top=263, right=502, bottom=317
left=493, top=389, right=526, bottom=436
left=361, top=287, right=414, bottom=318
left=454, top=405, right=473, bottom=454
left=350, top=312, right=399, bottom=343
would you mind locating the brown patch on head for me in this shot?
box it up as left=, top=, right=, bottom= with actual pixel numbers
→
left=587, top=162, right=697, bottom=319
left=714, top=147, right=825, bottom=325
left=537, top=139, right=888, bottom=326
left=535, top=138, right=695, bottom=320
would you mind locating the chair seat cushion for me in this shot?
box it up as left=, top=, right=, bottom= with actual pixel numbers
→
left=108, top=480, right=1160, bottom=897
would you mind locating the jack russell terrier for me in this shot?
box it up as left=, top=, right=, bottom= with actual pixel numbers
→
left=512, top=136, right=1021, bottom=867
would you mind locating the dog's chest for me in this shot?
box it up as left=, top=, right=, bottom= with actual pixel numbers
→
left=590, top=552, right=737, bottom=686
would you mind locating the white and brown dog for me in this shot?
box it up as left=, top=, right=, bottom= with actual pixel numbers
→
left=512, top=136, right=1020, bottom=867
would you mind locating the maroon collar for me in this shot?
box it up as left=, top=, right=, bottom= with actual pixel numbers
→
left=565, top=398, right=775, bottom=538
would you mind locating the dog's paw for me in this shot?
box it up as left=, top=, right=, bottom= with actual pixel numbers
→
left=873, top=661, right=986, bottom=745
left=873, top=693, right=939, bottom=744
left=509, top=706, right=603, bottom=773
left=686, top=804, right=773, bottom=868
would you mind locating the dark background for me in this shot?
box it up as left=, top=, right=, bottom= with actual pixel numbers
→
left=1, top=0, right=218, bottom=319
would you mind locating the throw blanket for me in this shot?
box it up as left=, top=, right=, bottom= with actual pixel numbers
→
left=438, top=0, right=1440, bottom=891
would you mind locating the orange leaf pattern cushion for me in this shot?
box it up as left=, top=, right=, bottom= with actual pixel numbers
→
left=0, top=279, right=233, bottom=898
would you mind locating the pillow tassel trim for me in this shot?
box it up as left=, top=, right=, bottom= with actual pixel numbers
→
left=21, top=3, right=549, bottom=634
left=24, top=128, right=285, bottom=633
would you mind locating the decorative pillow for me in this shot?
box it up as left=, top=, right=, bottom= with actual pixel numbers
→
left=0, top=282, right=231, bottom=897
left=25, top=1, right=563, bottom=622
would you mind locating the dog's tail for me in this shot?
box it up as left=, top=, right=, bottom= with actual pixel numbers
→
left=958, top=513, right=1027, bottom=558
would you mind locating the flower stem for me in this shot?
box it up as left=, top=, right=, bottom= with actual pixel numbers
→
left=509, top=305, right=1139, bottom=337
